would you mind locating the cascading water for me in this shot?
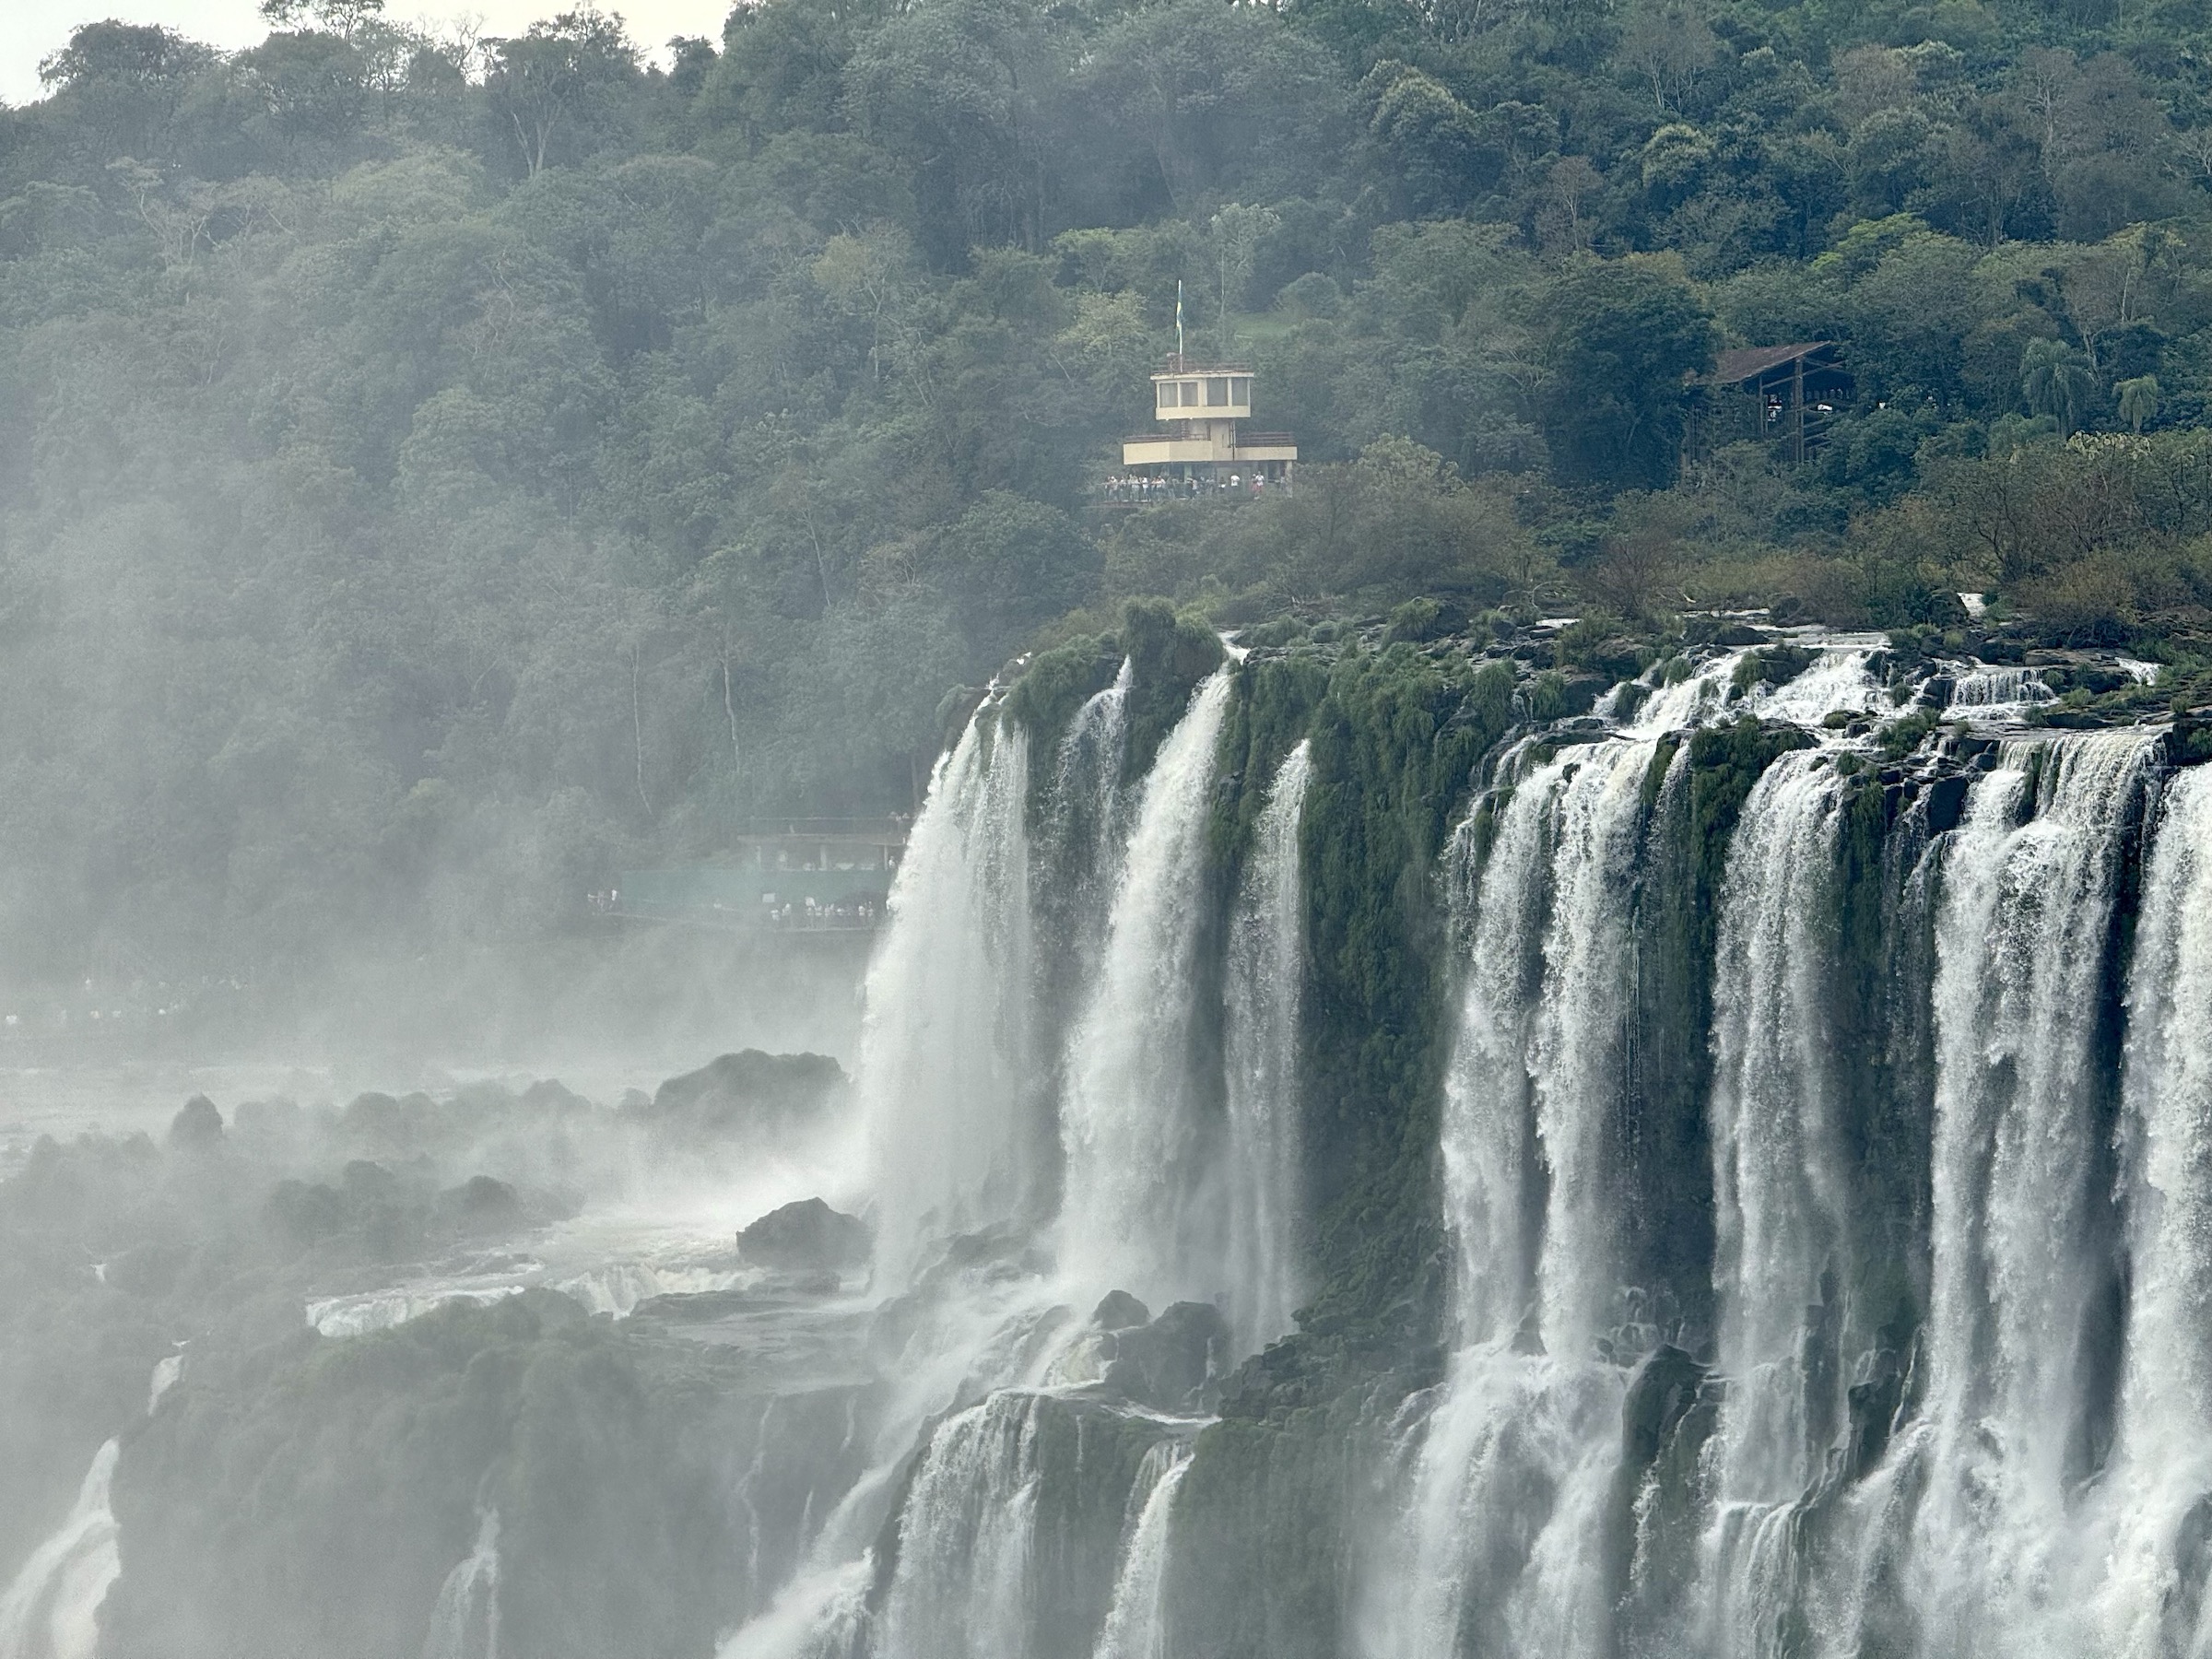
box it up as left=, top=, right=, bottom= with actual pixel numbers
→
left=1092, top=1442, right=1193, bottom=1659
left=95, top=624, right=2208, bottom=1659
left=1946, top=665, right=2056, bottom=712
left=807, top=629, right=2212, bottom=1659
left=1688, top=747, right=1851, bottom=1659
left=880, top=1394, right=1049, bottom=1659
left=1221, top=737, right=1312, bottom=1356
left=421, top=1509, right=501, bottom=1659
left=1902, top=732, right=2151, bottom=1658
left=1745, top=647, right=1886, bottom=724
left=2095, top=763, right=2212, bottom=1656
left=1365, top=726, right=1679, bottom=1659
left=859, top=700, right=1040, bottom=1283
left=0, top=1441, right=120, bottom=1659
left=0, top=1355, right=180, bottom=1659
left=1038, top=661, right=1136, bottom=1027
left=1059, top=668, right=1234, bottom=1310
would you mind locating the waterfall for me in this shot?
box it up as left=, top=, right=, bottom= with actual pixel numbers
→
left=1050, top=659, right=1134, bottom=865
left=0, top=1441, right=120, bottom=1659
left=1039, top=661, right=1136, bottom=1030
left=879, top=1393, right=1049, bottom=1659
left=146, top=1355, right=181, bottom=1415
left=1946, top=666, right=2055, bottom=711
left=1059, top=668, right=1234, bottom=1308
left=1362, top=734, right=1671, bottom=1659
left=1746, top=648, right=1885, bottom=724
left=1528, top=738, right=1665, bottom=1351
left=0, top=1351, right=182, bottom=1659
left=1222, top=738, right=1312, bottom=1356
left=1092, top=1442, right=1192, bottom=1659
left=1908, top=731, right=2151, bottom=1657
left=860, top=701, right=1040, bottom=1283
left=1694, top=747, right=1848, bottom=1657
left=2088, top=764, right=2212, bottom=1655
left=420, top=1508, right=501, bottom=1659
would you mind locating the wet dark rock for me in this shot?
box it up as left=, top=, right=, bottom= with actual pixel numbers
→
left=2169, top=1495, right=2212, bottom=1653
left=2166, top=714, right=2212, bottom=767
left=1559, top=672, right=1609, bottom=715
left=106, top=1241, right=182, bottom=1297
left=1091, top=1289, right=1150, bottom=1330
left=442, top=1174, right=519, bottom=1226
left=736, top=1197, right=872, bottom=1271
left=1925, top=773, right=1971, bottom=834
left=168, top=1095, right=223, bottom=1151
left=1843, top=1358, right=1905, bottom=1480
left=641, top=1051, right=847, bottom=1143
left=1100, top=1300, right=1230, bottom=1412
left=1621, top=1344, right=1706, bottom=1466
left=519, top=1078, right=593, bottom=1116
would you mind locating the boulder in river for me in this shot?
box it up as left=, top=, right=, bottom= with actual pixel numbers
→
left=639, top=1051, right=848, bottom=1145
left=736, top=1197, right=872, bottom=1271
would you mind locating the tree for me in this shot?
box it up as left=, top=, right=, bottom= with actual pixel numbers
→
left=236, top=31, right=371, bottom=146
left=842, top=0, right=1072, bottom=260
left=1208, top=203, right=1280, bottom=347
left=1614, top=0, right=1719, bottom=115
left=2021, top=335, right=2096, bottom=434
left=2118, top=374, right=2159, bottom=433
left=1083, top=0, right=1342, bottom=215
left=1362, top=65, right=1496, bottom=215
left=35, top=22, right=212, bottom=163
left=486, top=8, right=641, bottom=177
left=1538, top=156, right=1602, bottom=254
left=1539, top=258, right=1715, bottom=488
left=258, top=0, right=385, bottom=40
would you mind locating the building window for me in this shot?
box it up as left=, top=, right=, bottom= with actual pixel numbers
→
left=1180, top=381, right=1200, bottom=406
left=1157, top=382, right=1176, bottom=410
left=1230, top=377, right=1252, bottom=405
left=1206, top=378, right=1229, bottom=406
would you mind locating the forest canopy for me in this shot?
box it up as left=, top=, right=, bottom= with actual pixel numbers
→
left=8, top=0, right=2212, bottom=981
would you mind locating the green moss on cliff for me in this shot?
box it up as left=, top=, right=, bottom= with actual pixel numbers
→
left=1295, top=647, right=1514, bottom=1356
left=1623, top=717, right=1817, bottom=1325
left=1005, top=634, right=1121, bottom=754
left=1208, top=653, right=1333, bottom=873
left=1121, top=599, right=1228, bottom=784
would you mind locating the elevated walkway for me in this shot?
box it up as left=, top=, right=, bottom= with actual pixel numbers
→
left=598, top=819, right=909, bottom=933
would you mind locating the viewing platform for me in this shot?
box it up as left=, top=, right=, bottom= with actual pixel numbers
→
left=594, top=818, right=909, bottom=933
left=1110, top=355, right=1296, bottom=499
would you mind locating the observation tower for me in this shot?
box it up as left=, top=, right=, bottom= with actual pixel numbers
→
left=1113, top=357, right=1297, bottom=498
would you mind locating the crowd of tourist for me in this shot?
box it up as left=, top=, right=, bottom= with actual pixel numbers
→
left=1100, top=470, right=1284, bottom=501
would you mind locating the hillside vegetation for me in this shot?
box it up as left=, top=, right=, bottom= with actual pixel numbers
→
left=7, top=0, right=2212, bottom=976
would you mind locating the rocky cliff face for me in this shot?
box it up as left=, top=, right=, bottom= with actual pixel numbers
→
left=21, top=610, right=2212, bottom=1659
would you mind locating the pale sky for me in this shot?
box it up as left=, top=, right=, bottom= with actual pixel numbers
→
left=0, top=0, right=734, bottom=107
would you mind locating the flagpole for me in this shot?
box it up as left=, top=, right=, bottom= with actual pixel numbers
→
left=1175, top=278, right=1184, bottom=369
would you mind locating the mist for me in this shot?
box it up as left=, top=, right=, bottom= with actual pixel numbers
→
left=17, top=0, right=2212, bottom=1652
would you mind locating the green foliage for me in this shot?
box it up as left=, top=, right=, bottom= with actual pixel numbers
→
left=1119, top=598, right=1226, bottom=783
left=1005, top=631, right=1122, bottom=752
left=13, top=0, right=2212, bottom=987
left=1541, top=259, right=1716, bottom=489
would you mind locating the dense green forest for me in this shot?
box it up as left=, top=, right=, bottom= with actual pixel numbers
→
left=8, top=0, right=2212, bottom=982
